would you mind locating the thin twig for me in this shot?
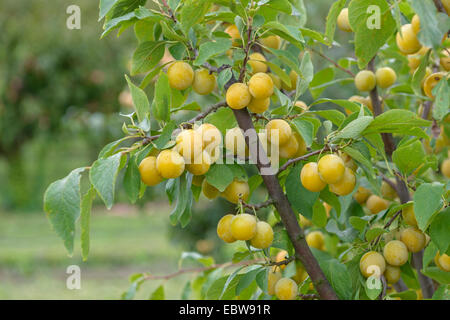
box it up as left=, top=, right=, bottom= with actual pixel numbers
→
left=243, top=199, right=275, bottom=211
left=309, top=47, right=355, bottom=77
left=277, top=146, right=332, bottom=175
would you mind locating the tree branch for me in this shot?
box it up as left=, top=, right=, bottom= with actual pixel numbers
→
left=433, top=0, right=446, bottom=13
left=309, top=47, right=355, bottom=77
left=277, top=146, right=333, bottom=175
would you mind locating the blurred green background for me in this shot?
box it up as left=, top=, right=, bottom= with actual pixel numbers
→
left=0, top=0, right=351, bottom=299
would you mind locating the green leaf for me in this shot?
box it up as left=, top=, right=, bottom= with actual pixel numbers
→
left=432, top=285, right=450, bottom=300
left=153, top=121, right=177, bottom=149
left=311, top=110, right=345, bottom=127
left=429, top=207, right=450, bottom=254
left=348, top=0, right=396, bottom=68
left=414, top=182, right=444, bottom=231
left=205, top=164, right=234, bottom=192
left=123, top=155, right=140, bottom=204
left=325, top=0, right=347, bottom=45
left=294, top=52, right=314, bottom=100
left=44, top=168, right=86, bottom=255
left=310, top=68, right=335, bottom=99
left=131, top=41, right=166, bottom=75
left=125, top=75, right=150, bottom=123
left=99, top=0, right=119, bottom=21
left=311, top=248, right=353, bottom=300
left=152, top=71, right=171, bottom=122
left=169, top=174, right=193, bottom=226
left=81, top=187, right=96, bottom=261
left=422, top=267, right=450, bottom=284
left=286, top=164, right=319, bottom=220
left=365, top=228, right=387, bottom=242
left=179, top=0, right=211, bottom=35
left=292, top=118, right=314, bottom=147
left=362, top=110, right=431, bottom=136
left=432, top=78, right=450, bottom=121
left=235, top=265, right=262, bottom=296
left=392, top=140, right=426, bottom=176
left=149, top=285, right=165, bottom=300
left=334, top=116, right=373, bottom=140
left=263, top=21, right=304, bottom=49
left=312, top=198, right=328, bottom=228
left=194, top=39, right=232, bottom=66
left=349, top=216, right=369, bottom=232
left=410, top=0, right=450, bottom=49
left=319, top=187, right=341, bottom=217
left=255, top=268, right=269, bottom=293
left=365, top=277, right=382, bottom=300
left=311, top=98, right=362, bottom=114
left=411, top=49, right=432, bottom=97
left=89, top=153, right=124, bottom=209
left=389, top=289, right=418, bottom=300
left=204, top=107, right=237, bottom=135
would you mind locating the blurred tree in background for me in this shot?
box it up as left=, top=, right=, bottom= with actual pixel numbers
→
left=0, top=0, right=135, bottom=210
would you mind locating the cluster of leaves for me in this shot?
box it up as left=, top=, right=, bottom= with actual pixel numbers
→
left=43, top=0, right=450, bottom=300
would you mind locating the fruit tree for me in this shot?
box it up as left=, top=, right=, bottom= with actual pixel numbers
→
left=43, top=0, right=450, bottom=300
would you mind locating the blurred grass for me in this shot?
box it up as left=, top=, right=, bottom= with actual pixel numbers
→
left=0, top=205, right=191, bottom=299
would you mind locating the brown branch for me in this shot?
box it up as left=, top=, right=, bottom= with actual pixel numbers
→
left=232, top=107, right=339, bottom=300
left=182, top=100, right=227, bottom=127
left=433, top=0, right=446, bottom=13
left=412, top=251, right=435, bottom=299
left=202, top=62, right=232, bottom=74
left=243, top=199, right=275, bottom=211
left=309, top=47, right=355, bottom=77
left=299, top=293, right=320, bottom=300
left=160, top=0, right=177, bottom=23
left=238, top=17, right=254, bottom=82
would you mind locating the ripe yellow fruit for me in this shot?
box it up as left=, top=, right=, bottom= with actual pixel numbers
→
left=384, top=265, right=401, bottom=284
left=376, top=67, right=397, bottom=88
left=224, top=24, right=241, bottom=46
left=400, top=227, right=426, bottom=253
left=353, top=186, right=371, bottom=204
left=250, top=221, right=274, bottom=249
left=318, top=154, right=346, bottom=184
left=423, top=72, right=446, bottom=99
left=167, top=61, right=194, bottom=90
left=192, top=69, right=216, bottom=95
left=230, top=213, right=257, bottom=240
left=294, top=100, right=308, bottom=112
left=360, top=251, right=386, bottom=278
left=248, top=53, right=268, bottom=74
left=226, top=82, right=252, bottom=109
left=281, top=70, right=298, bottom=91
left=441, top=158, right=450, bottom=178
left=292, top=263, right=308, bottom=284
left=268, top=73, right=282, bottom=89
left=217, top=214, right=236, bottom=243
left=275, top=250, right=289, bottom=270
left=293, top=133, right=307, bottom=157
left=408, top=55, right=421, bottom=73
left=186, top=150, right=211, bottom=176
left=266, top=119, right=292, bottom=146
left=396, top=24, right=422, bottom=54
left=339, top=152, right=357, bottom=171
left=260, top=35, right=281, bottom=50
left=248, top=72, right=274, bottom=99
left=337, top=8, right=352, bottom=32
left=192, top=175, right=205, bottom=187
left=440, top=51, right=450, bottom=71
left=436, top=253, right=450, bottom=272
left=383, top=240, right=409, bottom=266
left=299, top=214, right=312, bottom=228
left=247, top=97, right=270, bottom=114
left=306, top=231, right=325, bottom=250
left=268, top=268, right=282, bottom=295
left=366, top=195, right=389, bottom=215
left=176, top=129, right=203, bottom=162
left=300, top=162, right=327, bottom=192
left=279, top=132, right=301, bottom=159
left=222, top=179, right=250, bottom=204
left=381, top=180, right=397, bottom=200
left=402, top=205, right=418, bottom=227
left=329, top=167, right=356, bottom=196
left=202, top=179, right=219, bottom=199
left=274, top=278, right=298, bottom=300
left=139, top=156, right=164, bottom=186
left=156, top=149, right=185, bottom=179
left=354, top=70, right=376, bottom=92
left=443, top=0, right=450, bottom=15
left=225, top=127, right=248, bottom=158
left=411, top=14, right=420, bottom=34
left=196, top=123, right=222, bottom=150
